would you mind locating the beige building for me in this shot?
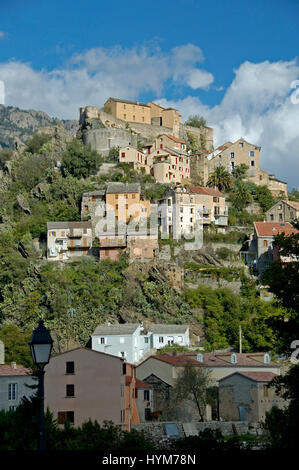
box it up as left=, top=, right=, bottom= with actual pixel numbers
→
left=219, top=371, right=287, bottom=423
left=44, top=348, right=127, bottom=428
left=147, top=102, right=182, bottom=132
left=266, top=200, right=299, bottom=223
left=158, top=185, right=228, bottom=239
left=98, top=230, right=158, bottom=262
left=47, top=221, right=92, bottom=261
left=153, top=134, right=186, bottom=152
left=119, top=146, right=151, bottom=174
left=152, top=148, right=190, bottom=184
left=207, top=138, right=287, bottom=197
left=104, top=98, right=151, bottom=125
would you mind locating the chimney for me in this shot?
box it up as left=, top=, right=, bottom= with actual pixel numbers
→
left=11, top=362, right=17, bottom=369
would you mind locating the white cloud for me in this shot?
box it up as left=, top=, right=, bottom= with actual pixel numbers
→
left=0, top=45, right=298, bottom=188
left=0, top=44, right=213, bottom=119
left=159, top=59, right=299, bottom=189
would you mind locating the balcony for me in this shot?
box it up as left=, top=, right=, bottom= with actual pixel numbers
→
left=99, top=236, right=127, bottom=248
left=68, top=237, right=92, bottom=248
left=69, top=228, right=84, bottom=238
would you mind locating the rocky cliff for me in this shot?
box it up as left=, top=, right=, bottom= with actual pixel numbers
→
left=0, top=104, right=78, bottom=148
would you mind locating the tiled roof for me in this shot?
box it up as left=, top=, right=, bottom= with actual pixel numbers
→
left=254, top=222, right=299, bottom=238
left=47, top=221, right=92, bottom=230
left=106, top=97, right=149, bottom=107
left=153, top=355, right=202, bottom=366
left=148, top=324, right=189, bottom=334
left=135, top=378, right=152, bottom=389
left=189, top=185, right=225, bottom=198
left=202, top=353, right=278, bottom=367
left=287, top=200, right=299, bottom=211
left=106, top=182, right=140, bottom=194
left=165, top=134, right=185, bottom=144
left=236, top=371, right=277, bottom=382
left=0, top=364, right=32, bottom=377
left=92, top=323, right=140, bottom=336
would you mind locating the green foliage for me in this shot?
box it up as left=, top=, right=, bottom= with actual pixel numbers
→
left=231, top=163, right=249, bottom=180
left=0, top=148, right=13, bottom=168
left=228, top=207, right=263, bottom=226
left=26, top=133, right=51, bottom=154
left=185, top=261, right=244, bottom=282
left=185, top=114, right=207, bottom=128
left=0, top=324, right=33, bottom=367
left=264, top=364, right=299, bottom=449
left=156, top=344, right=189, bottom=355
left=207, top=165, right=233, bottom=191
left=215, top=246, right=238, bottom=261
left=203, top=229, right=247, bottom=244
left=229, top=180, right=253, bottom=211
left=182, top=285, right=286, bottom=352
left=62, top=139, right=102, bottom=178
left=288, top=188, right=299, bottom=202
left=107, top=146, right=119, bottom=161
left=0, top=396, right=155, bottom=451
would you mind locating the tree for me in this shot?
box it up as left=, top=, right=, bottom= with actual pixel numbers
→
left=173, top=364, right=211, bottom=421
left=61, top=139, right=102, bottom=178
left=229, top=180, right=253, bottom=211
left=26, top=133, right=51, bottom=154
left=0, top=324, right=33, bottom=367
left=207, top=166, right=232, bottom=191
left=0, top=148, right=13, bottom=168
left=185, top=115, right=207, bottom=128
left=231, top=163, right=249, bottom=180
left=264, top=364, right=299, bottom=449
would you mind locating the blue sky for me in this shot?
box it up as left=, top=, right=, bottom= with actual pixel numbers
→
left=0, top=0, right=299, bottom=187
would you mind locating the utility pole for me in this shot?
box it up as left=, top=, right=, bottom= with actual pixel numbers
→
left=239, top=325, right=242, bottom=354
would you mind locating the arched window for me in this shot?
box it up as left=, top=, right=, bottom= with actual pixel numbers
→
left=231, top=353, right=237, bottom=364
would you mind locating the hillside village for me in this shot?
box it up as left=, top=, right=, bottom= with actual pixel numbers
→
left=0, top=97, right=298, bottom=446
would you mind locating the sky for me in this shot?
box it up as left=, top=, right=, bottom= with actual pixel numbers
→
left=0, top=0, right=299, bottom=188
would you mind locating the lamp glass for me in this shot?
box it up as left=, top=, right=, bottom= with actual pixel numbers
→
left=31, top=343, right=52, bottom=365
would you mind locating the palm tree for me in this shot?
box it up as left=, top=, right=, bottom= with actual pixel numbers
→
left=207, top=166, right=233, bottom=191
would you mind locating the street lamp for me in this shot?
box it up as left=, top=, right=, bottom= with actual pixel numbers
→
left=29, top=320, right=53, bottom=451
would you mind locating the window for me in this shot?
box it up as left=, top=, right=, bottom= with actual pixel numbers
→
left=230, top=152, right=235, bottom=159
left=66, top=361, right=75, bottom=374
left=100, top=337, right=105, bottom=344
left=263, top=240, right=268, bottom=247
left=250, top=160, right=255, bottom=166
left=190, top=208, right=194, bottom=214
left=124, top=104, right=126, bottom=109
left=121, top=152, right=125, bottom=158
left=249, top=151, right=255, bottom=156
left=133, top=115, right=135, bottom=121
left=58, top=411, right=74, bottom=425
left=84, top=205, right=88, bottom=212
left=239, top=142, right=244, bottom=148
left=270, top=214, right=274, bottom=221
left=279, top=213, right=283, bottom=221
left=231, top=353, right=237, bottom=364
left=9, top=405, right=17, bottom=411
left=144, top=337, right=149, bottom=343
left=159, top=337, right=164, bottom=343
left=115, top=195, right=119, bottom=200
left=50, top=231, right=56, bottom=237
left=144, top=390, right=150, bottom=401
left=123, top=363, right=127, bottom=375
left=123, top=114, right=126, bottom=119
left=8, top=383, right=17, bottom=401
left=66, top=384, right=75, bottom=397
left=263, top=385, right=269, bottom=397
left=190, top=218, right=193, bottom=222
left=125, top=204, right=128, bottom=210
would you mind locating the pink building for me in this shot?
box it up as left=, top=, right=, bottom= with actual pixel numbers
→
left=44, top=348, right=127, bottom=429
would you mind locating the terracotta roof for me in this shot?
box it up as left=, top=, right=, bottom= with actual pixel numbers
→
left=254, top=222, right=299, bottom=238
left=202, top=352, right=278, bottom=367
left=189, top=185, right=225, bottom=198
left=236, top=371, right=277, bottom=382
left=165, top=135, right=185, bottom=144
left=135, top=378, right=152, bottom=389
left=0, top=364, right=32, bottom=377
left=287, top=200, right=299, bottom=211
left=153, top=355, right=202, bottom=366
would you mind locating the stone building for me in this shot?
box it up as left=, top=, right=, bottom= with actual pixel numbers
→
left=266, top=200, right=299, bottom=223
left=218, top=371, right=287, bottom=423
left=104, top=98, right=151, bottom=125
left=241, top=221, right=299, bottom=274
left=206, top=138, right=287, bottom=198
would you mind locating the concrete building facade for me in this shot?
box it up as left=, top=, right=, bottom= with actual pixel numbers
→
left=47, top=221, right=93, bottom=261
left=0, top=363, right=36, bottom=412
left=266, top=200, right=299, bottom=224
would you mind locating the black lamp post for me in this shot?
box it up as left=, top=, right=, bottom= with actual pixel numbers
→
left=29, top=320, right=53, bottom=451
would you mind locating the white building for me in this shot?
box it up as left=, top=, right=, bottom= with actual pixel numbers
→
left=91, top=323, right=190, bottom=364
left=47, top=221, right=93, bottom=261
left=0, top=363, right=36, bottom=412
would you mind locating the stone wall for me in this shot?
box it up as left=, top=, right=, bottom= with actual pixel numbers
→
left=132, top=420, right=249, bottom=441
left=82, top=128, right=137, bottom=156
